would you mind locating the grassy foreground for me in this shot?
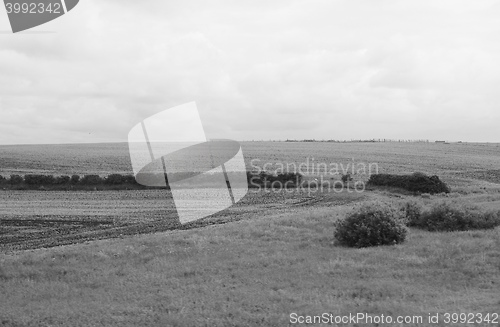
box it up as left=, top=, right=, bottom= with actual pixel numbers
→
left=1, top=203, right=499, bottom=326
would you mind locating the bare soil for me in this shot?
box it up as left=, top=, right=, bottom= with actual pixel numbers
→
left=0, top=189, right=365, bottom=252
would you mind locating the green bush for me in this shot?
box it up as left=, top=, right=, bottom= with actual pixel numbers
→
left=9, top=174, right=23, bottom=185
left=80, top=175, right=103, bottom=185
left=367, top=172, right=450, bottom=194
left=400, top=201, right=422, bottom=226
left=334, top=202, right=408, bottom=248
left=411, top=201, right=500, bottom=232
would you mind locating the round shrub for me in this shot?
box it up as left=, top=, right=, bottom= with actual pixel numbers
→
left=334, top=202, right=408, bottom=248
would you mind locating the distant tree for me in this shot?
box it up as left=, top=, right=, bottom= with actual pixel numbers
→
left=70, top=175, right=80, bottom=184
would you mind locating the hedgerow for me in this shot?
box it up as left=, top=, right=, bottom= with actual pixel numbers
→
left=105, top=174, right=124, bottom=185
left=9, top=175, right=23, bottom=185
left=367, top=172, right=450, bottom=194
left=24, top=174, right=56, bottom=185
left=0, top=173, right=138, bottom=190
left=407, top=201, right=500, bottom=232
left=80, top=175, right=104, bottom=185
left=70, top=175, right=80, bottom=184
left=0, top=171, right=303, bottom=190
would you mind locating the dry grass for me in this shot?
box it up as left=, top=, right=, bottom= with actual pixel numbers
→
left=1, top=203, right=499, bottom=326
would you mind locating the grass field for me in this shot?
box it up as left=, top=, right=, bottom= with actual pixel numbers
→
left=1, top=141, right=500, bottom=178
left=1, top=141, right=500, bottom=326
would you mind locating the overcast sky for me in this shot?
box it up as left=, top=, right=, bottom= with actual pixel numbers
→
left=0, top=0, right=499, bottom=144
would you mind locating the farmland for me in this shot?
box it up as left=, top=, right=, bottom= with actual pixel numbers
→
left=1, top=141, right=500, bottom=179
left=0, top=188, right=360, bottom=252
left=2, top=141, right=500, bottom=252
left=1, top=141, right=500, bottom=326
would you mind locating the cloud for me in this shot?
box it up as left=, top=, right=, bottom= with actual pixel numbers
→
left=0, top=0, right=499, bottom=144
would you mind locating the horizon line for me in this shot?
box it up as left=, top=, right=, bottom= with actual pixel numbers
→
left=0, top=139, right=499, bottom=146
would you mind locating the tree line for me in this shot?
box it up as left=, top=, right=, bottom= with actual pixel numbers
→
left=0, top=171, right=303, bottom=190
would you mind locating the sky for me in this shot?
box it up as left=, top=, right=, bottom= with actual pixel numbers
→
left=0, top=0, right=499, bottom=144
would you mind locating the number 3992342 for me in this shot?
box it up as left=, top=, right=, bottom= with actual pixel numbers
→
left=5, top=2, right=62, bottom=14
